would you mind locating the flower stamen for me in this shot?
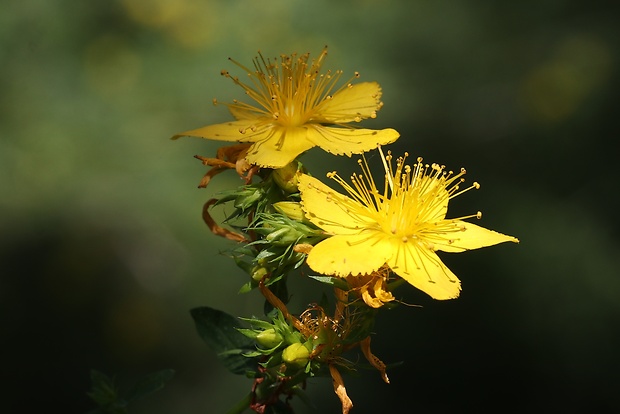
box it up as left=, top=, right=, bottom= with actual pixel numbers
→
left=299, top=149, right=519, bottom=300
left=174, top=48, right=400, bottom=167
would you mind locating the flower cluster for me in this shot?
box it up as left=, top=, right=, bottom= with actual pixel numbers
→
left=175, top=47, right=518, bottom=414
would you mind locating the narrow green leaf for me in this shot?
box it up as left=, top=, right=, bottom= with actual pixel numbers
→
left=307, top=275, right=349, bottom=290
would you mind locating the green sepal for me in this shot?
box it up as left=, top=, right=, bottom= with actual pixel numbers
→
left=236, top=328, right=259, bottom=339
left=233, top=252, right=256, bottom=275
left=307, top=275, right=350, bottom=290
left=238, top=317, right=276, bottom=331
left=261, top=351, right=285, bottom=368
left=214, top=176, right=285, bottom=223
left=191, top=307, right=258, bottom=375
left=238, top=280, right=256, bottom=294
left=283, top=330, right=304, bottom=346
left=242, top=350, right=265, bottom=358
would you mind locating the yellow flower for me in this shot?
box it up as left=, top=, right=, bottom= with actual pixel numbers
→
left=172, top=47, right=400, bottom=168
left=298, top=148, right=519, bottom=300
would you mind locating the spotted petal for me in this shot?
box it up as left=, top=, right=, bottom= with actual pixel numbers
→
left=306, top=233, right=392, bottom=277
left=299, top=174, right=373, bottom=236
left=172, top=120, right=266, bottom=143
left=245, top=126, right=316, bottom=168
left=433, top=220, right=519, bottom=253
left=306, top=125, right=399, bottom=157
left=388, top=242, right=462, bottom=300
left=316, top=81, right=383, bottom=123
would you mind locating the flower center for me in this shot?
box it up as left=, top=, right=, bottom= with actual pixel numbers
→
left=328, top=147, right=482, bottom=248
left=281, top=102, right=307, bottom=127
left=214, top=47, right=361, bottom=130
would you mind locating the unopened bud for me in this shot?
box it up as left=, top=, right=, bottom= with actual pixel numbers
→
left=251, top=266, right=269, bottom=282
left=273, top=162, right=304, bottom=193
left=265, top=226, right=305, bottom=246
left=273, top=202, right=306, bottom=222
left=256, top=328, right=283, bottom=349
left=282, top=343, right=310, bottom=368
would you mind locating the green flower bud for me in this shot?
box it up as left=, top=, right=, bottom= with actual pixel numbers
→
left=272, top=162, right=304, bottom=194
left=265, top=226, right=306, bottom=246
left=256, top=328, right=283, bottom=349
left=232, top=187, right=262, bottom=209
left=284, top=331, right=304, bottom=346
left=282, top=343, right=310, bottom=368
left=273, top=201, right=307, bottom=223
left=251, top=266, right=269, bottom=282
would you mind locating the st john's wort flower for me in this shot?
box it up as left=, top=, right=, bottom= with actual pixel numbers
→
left=298, top=148, right=519, bottom=300
left=173, top=47, right=399, bottom=168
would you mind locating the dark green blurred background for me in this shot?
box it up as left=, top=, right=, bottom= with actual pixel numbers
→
left=2, top=1, right=619, bottom=413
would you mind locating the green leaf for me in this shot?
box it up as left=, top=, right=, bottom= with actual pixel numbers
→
left=191, top=307, right=258, bottom=375
left=86, top=370, right=128, bottom=414
left=86, top=369, right=173, bottom=414
left=307, top=275, right=349, bottom=290
left=87, top=370, right=119, bottom=406
left=126, top=369, right=175, bottom=403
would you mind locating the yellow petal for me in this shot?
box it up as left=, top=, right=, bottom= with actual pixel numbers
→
left=306, top=234, right=391, bottom=277
left=171, top=120, right=269, bottom=142
left=372, top=277, right=395, bottom=303
left=305, top=125, right=399, bottom=156
left=361, top=278, right=395, bottom=308
left=388, top=242, right=461, bottom=300
left=316, top=81, right=383, bottom=123
left=361, top=290, right=385, bottom=308
left=245, top=126, right=315, bottom=168
left=298, top=174, right=371, bottom=235
left=228, top=105, right=261, bottom=120
left=418, top=176, right=449, bottom=222
left=433, top=220, right=519, bottom=253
